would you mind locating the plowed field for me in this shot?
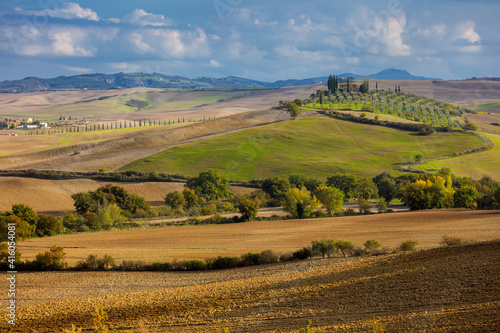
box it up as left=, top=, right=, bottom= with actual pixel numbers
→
left=2, top=242, right=499, bottom=332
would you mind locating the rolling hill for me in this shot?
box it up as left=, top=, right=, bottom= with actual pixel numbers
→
left=0, top=69, right=440, bottom=93
left=120, top=115, right=485, bottom=180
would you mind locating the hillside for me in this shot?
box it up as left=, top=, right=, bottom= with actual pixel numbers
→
left=0, top=69, right=439, bottom=93
left=6, top=240, right=500, bottom=332
left=121, top=115, right=485, bottom=180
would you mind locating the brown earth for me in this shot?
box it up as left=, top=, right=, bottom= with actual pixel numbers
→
left=17, top=210, right=500, bottom=265
left=0, top=177, right=253, bottom=213
left=2, top=241, right=499, bottom=332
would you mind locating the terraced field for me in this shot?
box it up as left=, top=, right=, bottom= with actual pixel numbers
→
left=3, top=241, right=499, bottom=332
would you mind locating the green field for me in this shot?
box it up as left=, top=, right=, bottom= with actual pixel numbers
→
left=121, top=116, right=485, bottom=180
left=468, top=102, right=500, bottom=112
left=415, top=133, right=500, bottom=179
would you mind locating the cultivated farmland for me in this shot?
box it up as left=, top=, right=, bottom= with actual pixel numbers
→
left=2, top=241, right=499, bottom=332
left=17, top=210, right=500, bottom=265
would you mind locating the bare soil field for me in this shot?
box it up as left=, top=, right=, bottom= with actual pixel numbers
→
left=2, top=241, right=499, bottom=332
left=17, top=210, right=500, bottom=265
left=0, top=177, right=253, bottom=213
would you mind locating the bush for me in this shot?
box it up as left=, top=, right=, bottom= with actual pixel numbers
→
left=399, top=239, right=419, bottom=251
left=364, top=239, right=381, bottom=254
left=202, top=204, right=217, bottom=216
left=292, top=247, right=313, bottom=260
left=146, top=262, right=172, bottom=271
left=205, top=256, right=240, bottom=270
left=34, top=245, right=67, bottom=270
left=118, top=260, right=147, bottom=271
left=260, top=250, right=278, bottom=264
left=240, top=252, right=262, bottom=266
left=440, top=235, right=466, bottom=246
left=181, top=259, right=207, bottom=271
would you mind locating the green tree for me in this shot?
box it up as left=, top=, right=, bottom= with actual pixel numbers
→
left=11, top=203, right=39, bottom=228
left=375, top=175, right=397, bottom=202
left=237, top=198, right=260, bottom=221
left=377, top=198, right=388, bottom=213
left=186, top=170, right=233, bottom=200
left=261, top=176, right=292, bottom=204
left=326, top=173, right=359, bottom=200
left=288, top=174, right=320, bottom=192
left=182, top=188, right=199, bottom=208
left=282, top=187, right=319, bottom=219
left=286, top=102, right=301, bottom=119
left=359, top=80, right=369, bottom=94
left=0, top=215, right=34, bottom=241
left=165, top=191, right=186, bottom=209
left=336, top=240, right=354, bottom=257
left=453, top=185, right=478, bottom=208
left=312, top=239, right=337, bottom=258
left=314, top=186, right=344, bottom=216
left=294, top=98, right=304, bottom=107
left=35, top=214, right=64, bottom=237
left=357, top=197, right=372, bottom=214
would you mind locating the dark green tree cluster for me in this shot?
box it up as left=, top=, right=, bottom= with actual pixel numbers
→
left=359, top=80, right=369, bottom=94
left=72, top=184, right=150, bottom=215
left=327, top=75, right=339, bottom=93
left=0, top=204, right=64, bottom=241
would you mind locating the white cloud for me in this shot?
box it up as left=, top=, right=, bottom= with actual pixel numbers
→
left=383, top=16, right=411, bottom=56
left=130, top=32, right=154, bottom=54
left=62, top=65, right=92, bottom=73
left=123, top=9, right=174, bottom=27
left=134, top=27, right=210, bottom=59
left=210, top=59, right=221, bottom=68
left=50, top=31, right=94, bottom=56
left=23, top=2, right=99, bottom=21
left=454, top=20, right=480, bottom=43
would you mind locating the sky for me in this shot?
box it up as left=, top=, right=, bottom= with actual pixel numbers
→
left=0, top=0, right=498, bottom=81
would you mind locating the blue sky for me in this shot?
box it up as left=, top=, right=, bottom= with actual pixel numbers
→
left=0, top=0, right=498, bottom=81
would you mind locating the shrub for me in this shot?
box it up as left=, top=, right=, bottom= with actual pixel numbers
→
left=299, top=320, right=322, bottom=333
left=399, top=239, right=419, bottom=251
left=336, top=240, right=354, bottom=257
left=311, top=239, right=337, bottom=258
left=206, top=256, right=240, bottom=270
left=364, top=239, right=381, bottom=254
left=240, top=252, right=262, bottom=266
left=164, top=191, right=186, bottom=209
left=118, top=260, right=146, bottom=271
left=377, top=198, right=387, bottom=213
left=34, top=245, right=67, bottom=270
left=155, top=205, right=172, bottom=217
left=134, top=208, right=149, bottom=219
left=146, top=262, right=172, bottom=271
left=440, top=235, right=466, bottom=246
left=292, top=247, right=313, bottom=260
left=260, top=250, right=279, bottom=264
left=357, top=197, right=372, bottom=214
left=182, top=259, right=207, bottom=271
left=201, top=204, right=217, bottom=216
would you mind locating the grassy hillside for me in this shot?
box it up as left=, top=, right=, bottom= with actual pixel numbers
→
left=415, top=132, right=500, bottom=179
left=121, top=115, right=484, bottom=180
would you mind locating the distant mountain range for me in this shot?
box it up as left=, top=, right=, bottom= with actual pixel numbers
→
left=0, top=69, right=440, bottom=93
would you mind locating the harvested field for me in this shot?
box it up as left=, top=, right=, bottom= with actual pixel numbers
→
left=0, top=177, right=253, bottom=213
left=2, top=241, right=499, bottom=332
left=17, top=210, right=500, bottom=265
left=0, top=108, right=290, bottom=172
